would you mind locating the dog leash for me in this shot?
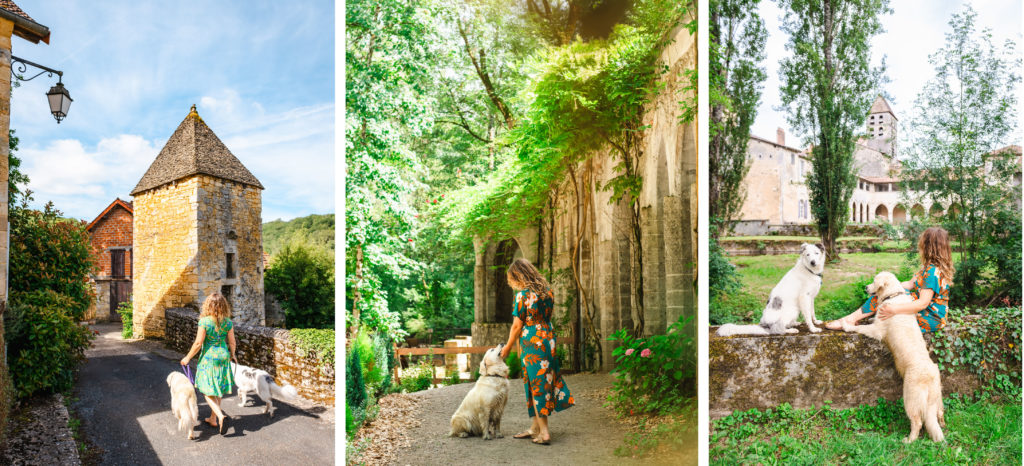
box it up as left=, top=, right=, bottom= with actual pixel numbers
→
left=181, top=364, right=195, bottom=385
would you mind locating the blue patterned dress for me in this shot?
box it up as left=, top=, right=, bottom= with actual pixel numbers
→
left=195, top=316, right=234, bottom=397
left=860, top=265, right=950, bottom=333
left=514, top=288, right=574, bottom=417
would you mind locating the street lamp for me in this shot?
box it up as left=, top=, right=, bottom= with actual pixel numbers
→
left=10, top=55, right=71, bottom=123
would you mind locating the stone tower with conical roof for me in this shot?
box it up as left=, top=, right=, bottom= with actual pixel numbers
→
left=865, top=95, right=898, bottom=157
left=131, top=105, right=265, bottom=337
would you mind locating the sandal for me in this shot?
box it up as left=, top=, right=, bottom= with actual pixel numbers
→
left=218, top=415, right=229, bottom=435
left=532, top=437, right=551, bottom=445
left=513, top=430, right=535, bottom=439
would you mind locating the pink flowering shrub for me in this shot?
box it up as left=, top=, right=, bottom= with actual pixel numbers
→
left=608, top=316, right=695, bottom=415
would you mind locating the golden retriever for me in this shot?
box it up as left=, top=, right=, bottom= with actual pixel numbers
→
left=167, top=371, right=199, bottom=440
left=841, top=271, right=945, bottom=442
left=450, top=344, right=509, bottom=440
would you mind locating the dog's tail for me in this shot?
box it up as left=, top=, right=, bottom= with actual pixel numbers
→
left=716, top=324, right=769, bottom=337
left=270, top=379, right=299, bottom=400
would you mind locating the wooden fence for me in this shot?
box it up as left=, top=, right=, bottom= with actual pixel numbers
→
left=394, top=337, right=574, bottom=384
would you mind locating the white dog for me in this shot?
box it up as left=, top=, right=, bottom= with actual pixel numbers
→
left=233, top=363, right=299, bottom=417
left=450, top=344, right=510, bottom=440
left=166, top=372, right=199, bottom=440
left=717, top=243, right=825, bottom=336
left=841, top=271, right=945, bottom=443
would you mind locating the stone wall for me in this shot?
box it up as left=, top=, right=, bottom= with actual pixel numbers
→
left=133, top=174, right=264, bottom=338
left=709, top=319, right=1018, bottom=418
left=472, top=24, right=697, bottom=371
left=165, top=308, right=334, bottom=406
left=0, top=16, right=14, bottom=447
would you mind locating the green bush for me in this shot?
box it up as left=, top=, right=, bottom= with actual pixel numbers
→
left=264, top=244, right=334, bottom=329
left=504, top=351, right=522, bottom=379
left=443, top=369, right=461, bottom=386
left=345, top=345, right=367, bottom=412
left=116, top=301, right=133, bottom=339
left=608, top=316, right=696, bottom=415
left=709, top=238, right=741, bottom=299
left=4, top=290, right=94, bottom=398
left=709, top=289, right=763, bottom=325
left=399, top=360, right=434, bottom=393
left=289, top=328, right=335, bottom=367
left=9, top=197, right=96, bottom=321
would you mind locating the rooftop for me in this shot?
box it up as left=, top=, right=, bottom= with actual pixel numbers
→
left=131, top=105, right=264, bottom=196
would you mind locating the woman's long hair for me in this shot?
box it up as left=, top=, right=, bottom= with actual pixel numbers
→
left=918, top=226, right=954, bottom=286
left=200, top=292, right=231, bottom=330
left=506, top=258, right=550, bottom=296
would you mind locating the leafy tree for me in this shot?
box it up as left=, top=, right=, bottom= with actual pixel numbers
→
left=9, top=193, right=96, bottom=320
left=265, top=244, right=335, bottom=329
left=777, top=0, right=890, bottom=261
left=345, top=0, right=438, bottom=338
left=8, top=129, right=28, bottom=205
left=709, top=0, right=766, bottom=239
left=263, top=214, right=334, bottom=258
left=900, top=6, right=1021, bottom=306
left=4, top=290, right=93, bottom=398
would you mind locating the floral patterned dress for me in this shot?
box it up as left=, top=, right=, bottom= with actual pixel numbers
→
left=859, top=264, right=950, bottom=333
left=195, top=316, right=234, bottom=397
left=514, top=288, right=574, bottom=417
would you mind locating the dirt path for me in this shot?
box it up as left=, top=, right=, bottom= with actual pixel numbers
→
left=381, top=373, right=689, bottom=465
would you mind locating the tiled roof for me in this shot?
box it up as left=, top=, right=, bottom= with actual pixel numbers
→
left=87, top=198, right=133, bottom=231
left=0, top=0, right=34, bottom=22
left=131, top=105, right=264, bottom=196
left=869, top=95, right=896, bottom=118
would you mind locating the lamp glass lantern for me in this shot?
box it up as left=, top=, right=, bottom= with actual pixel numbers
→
left=46, top=80, right=72, bottom=123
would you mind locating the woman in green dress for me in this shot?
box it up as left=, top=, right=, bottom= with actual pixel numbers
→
left=181, top=292, right=237, bottom=434
left=499, top=258, right=574, bottom=445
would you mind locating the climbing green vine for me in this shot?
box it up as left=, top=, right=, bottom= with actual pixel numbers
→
left=289, top=328, right=336, bottom=368
left=931, top=307, right=1022, bottom=400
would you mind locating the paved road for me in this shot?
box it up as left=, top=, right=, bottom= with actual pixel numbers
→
left=72, top=324, right=334, bottom=466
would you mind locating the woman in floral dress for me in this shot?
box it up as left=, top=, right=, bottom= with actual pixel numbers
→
left=181, top=292, right=237, bottom=434
left=500, top=258, right=574, bottom=445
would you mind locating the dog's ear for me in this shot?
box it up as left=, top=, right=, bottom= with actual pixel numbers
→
left=815, top=243, right=824, bottom=253
left=799, top=243, right=808, bottom=253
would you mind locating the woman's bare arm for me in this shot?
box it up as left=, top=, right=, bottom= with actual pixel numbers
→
left=878, top=289, right=934, bottom=319
left=181, top=327, right=207, bottom=365
left=228, top=328, right=238, bottom=362
left=499, top=317, right=524, bottom=359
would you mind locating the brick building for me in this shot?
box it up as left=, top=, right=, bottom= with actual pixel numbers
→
left=86, top=198, right=133, bottom=321
left=131, top=105, right=265, bottom=337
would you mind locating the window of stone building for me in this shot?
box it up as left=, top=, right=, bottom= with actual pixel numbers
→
left=221, top=285, right=233, bottom=307
left=111, top=250, right=125, bottom=279
left=226, top=253, right=236, bottom=279
left=799, top=160, right=804, bottom=177
left=791, top=153, right=794, bottom=164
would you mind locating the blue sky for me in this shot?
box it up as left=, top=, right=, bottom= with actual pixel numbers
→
left=9, top=0, right=334, bottom=222
left=751, top=0, right=1023, bottom=153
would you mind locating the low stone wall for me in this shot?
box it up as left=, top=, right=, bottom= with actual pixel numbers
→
left=165, top=308, right=334, bottom=406
left=709, top=318, right=1016, bottom=418
left=721, top=238, right=895, bottom=256
left=470, top=322, right=511, bottom=369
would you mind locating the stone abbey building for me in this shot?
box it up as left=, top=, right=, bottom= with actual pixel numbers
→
left=471, top=24, right=697, bottom=371
left=131, top=105, right=265, bottom=337
left=734, top=96, right=1021, bottom=234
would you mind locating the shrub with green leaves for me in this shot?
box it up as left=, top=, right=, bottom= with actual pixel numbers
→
left=289, top=328, right=335, bottom=367
left=116, top=301, right=133, bottom=339
left=504, top=351, right=522, bottom=379
left=608, top=316, right=696, bottom=415
left=4, top=290, right=94, bottom=398
left=265, top=244, right=334, bottom=329
left=345, top=345, right=367, bottom=412
left=932, top=307, right=1022, bottom=401
left=9, top=196, right=96, bottom=321
left=399, top=360, right=434, bottom=393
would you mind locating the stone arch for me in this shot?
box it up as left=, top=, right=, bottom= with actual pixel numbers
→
left=911, top=204, right=925, bottom=221
left=875, top=204, right=889, bottom=222
left=492, top=238, right=522, bottom=324
left=947, top=203, right=960, bottom=219
left=892, top=204, right=908, bottom=224
left=928, top=203, right=944, bottom=218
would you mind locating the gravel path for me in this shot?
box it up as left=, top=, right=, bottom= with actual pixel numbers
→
left=72, top=323, right=334, bottom=465
left=386, top=373, right=690, bottom=465
left=0, top=393, right=81, bottom=465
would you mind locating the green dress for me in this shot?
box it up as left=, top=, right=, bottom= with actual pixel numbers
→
left=514, top=288, right=574, bottom=417
left=196, top=316, right=234, bottom=397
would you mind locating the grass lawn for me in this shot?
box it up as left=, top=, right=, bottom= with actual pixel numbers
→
left=720, top=236, right=880, bottom=242
left=711, top=397, right=1022, bottom=465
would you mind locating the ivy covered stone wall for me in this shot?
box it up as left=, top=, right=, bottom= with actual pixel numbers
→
left=166, top=308, right=334, bottom=406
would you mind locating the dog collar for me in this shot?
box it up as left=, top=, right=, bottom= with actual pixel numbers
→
left=484, top=374, right=508, bottom=379
left=804, top=265, right=822, bottom=278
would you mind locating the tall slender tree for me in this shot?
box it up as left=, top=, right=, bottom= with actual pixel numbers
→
left=709, top=0, right=767, bottom=238
left=777, top=0, right=890, bottom=261
left=901, top=5, right=1021, bottom=305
